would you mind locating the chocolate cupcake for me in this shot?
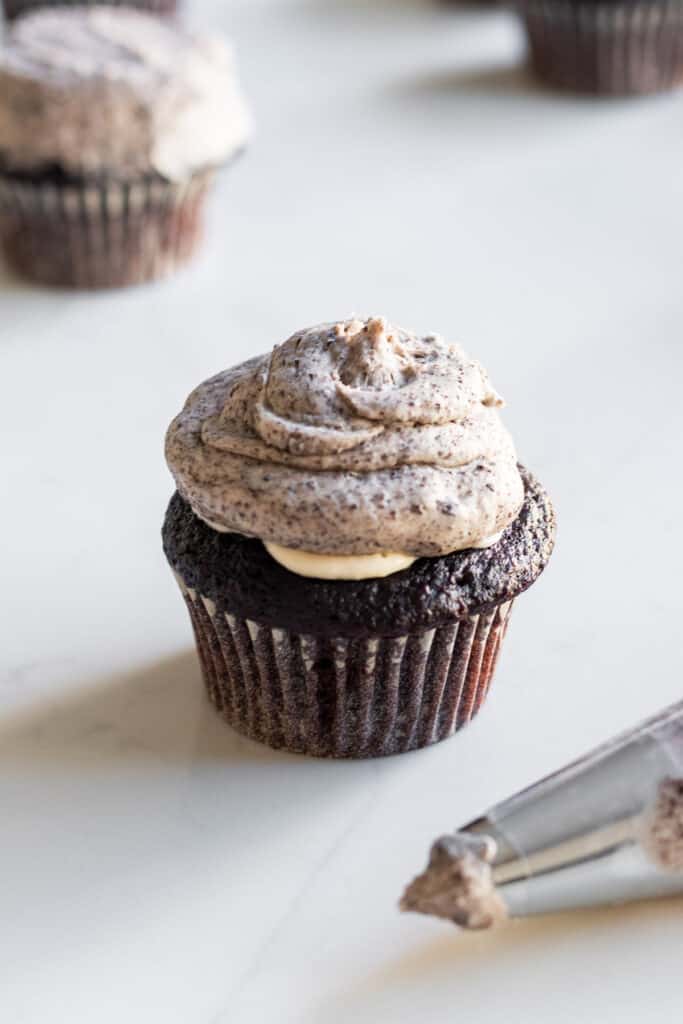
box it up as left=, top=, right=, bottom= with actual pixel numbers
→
left=163, top=317, right=556, bottom=759
left=515, top=0, right=683, bottom=95
left=2, top=0, right=178, bottom=22
left=0, top=7, right=250, bottom=288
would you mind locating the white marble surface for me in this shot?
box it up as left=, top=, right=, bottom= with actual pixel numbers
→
left=2, top=1, right=683, bottom=1021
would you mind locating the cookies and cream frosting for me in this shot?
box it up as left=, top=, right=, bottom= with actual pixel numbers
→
left=165, top=317, right=525, bottom=577
left=0, top=7, right=250, bottom=180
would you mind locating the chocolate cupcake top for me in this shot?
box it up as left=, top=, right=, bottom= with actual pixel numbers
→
left=165, top=317, right=525, bottom=567
left=162, top=467, right=555, bottom=635
left=0, top=7, right=250, bottom=180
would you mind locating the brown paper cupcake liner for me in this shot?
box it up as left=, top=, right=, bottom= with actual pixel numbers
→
left=175, top=574, right=513, bottom=759
left=2, top=0, right=178, bottom=19
left=0, top=170, right=212, bottom=289
left=516, top=0, right=683, bottom=95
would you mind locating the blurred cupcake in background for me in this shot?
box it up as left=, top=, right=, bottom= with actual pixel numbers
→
left=516, top=0, right=683, bottom=95
left=163, top=317, right=556, bottom=759
left=0, top=7, right=250, bottom=288
left=3, top=0, right=178, bottom=22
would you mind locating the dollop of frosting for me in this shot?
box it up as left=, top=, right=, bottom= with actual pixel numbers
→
left=0, top=7, right=251, bottom=180
left=263, top=543, right=417, bottom=580
left=166, top=317, right=524, bottom=559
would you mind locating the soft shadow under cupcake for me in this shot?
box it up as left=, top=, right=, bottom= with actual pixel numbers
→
left=401, top=62, right=551, bottom=99
left=0, top=650, right=292, bottom=773
left=0, top=250, right=30, bottom=292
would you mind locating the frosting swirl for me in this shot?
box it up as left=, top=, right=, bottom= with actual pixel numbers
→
left=0, top=7, right=251, bottom=181
left=166, top=318, right=524, bottom=558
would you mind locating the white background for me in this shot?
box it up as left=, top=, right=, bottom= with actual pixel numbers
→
left=2, top=1, right=682, bottom=1021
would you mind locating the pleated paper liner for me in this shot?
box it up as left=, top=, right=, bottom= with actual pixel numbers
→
left=174, top=572, right=513, bottom=759
left=2, top=0, right=178, bottom=19
left=0, top=169, right=213, bottom=289
left=517, top=0, right=683, bottom=95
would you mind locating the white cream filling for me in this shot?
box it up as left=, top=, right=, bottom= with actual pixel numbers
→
left=264, top=532, right=503, bottom=580
left=264, top=543, right=416, bottom=580
left=195, top=506, right=502, bottom=580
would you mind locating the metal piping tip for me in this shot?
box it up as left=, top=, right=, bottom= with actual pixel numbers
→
left=401, top=700, right=683, bottom=929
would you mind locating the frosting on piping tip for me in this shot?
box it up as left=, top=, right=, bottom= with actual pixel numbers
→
left=0, top=7, right=251, bottom=180
left=165, top=317, right=524, bottom=564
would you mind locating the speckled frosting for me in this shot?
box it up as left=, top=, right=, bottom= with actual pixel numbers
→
left=0, top=7, right=251, bottom=181
left=165, top=317, right=525, bottom=557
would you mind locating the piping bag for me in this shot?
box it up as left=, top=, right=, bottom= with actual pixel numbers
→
left=401, top=700, right=683, bottom=929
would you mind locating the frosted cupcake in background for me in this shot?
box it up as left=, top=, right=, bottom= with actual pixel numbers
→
left=0, top=7, right=250, bottom=288
left=163, top=317, right=556, bottom=759
left=515, top=0, right=683, bottom=95
left=2, top=0, right=178, bottom=20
